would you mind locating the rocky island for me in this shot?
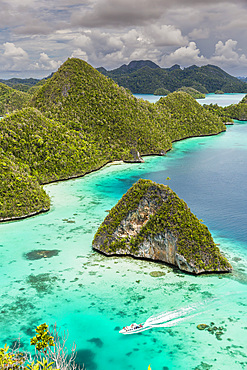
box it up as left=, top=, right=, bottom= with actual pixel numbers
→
left=93, top=179, right=232, bottom=274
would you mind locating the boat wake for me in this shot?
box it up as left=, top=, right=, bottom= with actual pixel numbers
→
left=119, top=298, right=219, bottom=335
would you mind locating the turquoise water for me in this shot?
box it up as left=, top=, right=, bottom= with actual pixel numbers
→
left=1, top=95, right=247, bottom=370
left=134, top=93, right=246, bottom=107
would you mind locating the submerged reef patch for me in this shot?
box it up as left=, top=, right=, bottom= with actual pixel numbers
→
left=74, top=349, right=97, bottom=370
left=26, top=273, right=58, bottom=294
left=24, top=250, right=60, bottom=260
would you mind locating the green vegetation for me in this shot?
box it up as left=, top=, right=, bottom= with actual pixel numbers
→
left=0, top=150, right=50, bottom=221
left=204, top=94, right=247, bottom=122
left=214, top=90, right=224, bottom=94
left=176, top=86, right=205, bottom=99
left=0, top=83, right=29, bottom=116
left=0, top=78, right=40, bottom=93
left=153, top=87, right=170, bottom=95
left=30, top=323, right=55, bottom=352
left=156, top=92, right=225, bottom=141
left=224, top=94, right=247, bottom=120
left=203, top=104, right=234, bottom=123
left=0, top=58, right=226, bottom=220
left=0, top=323, right=83, bottom=369
left=100, top=61, right=247, bottom=94
left=93, top=179, right=232, bottom=273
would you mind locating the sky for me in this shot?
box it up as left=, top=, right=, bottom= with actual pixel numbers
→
left=0, top=0, right=247, bottom=79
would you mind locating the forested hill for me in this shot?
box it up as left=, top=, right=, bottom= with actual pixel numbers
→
left=204, top=94, right=247, bottom=121
left=0, top=83, right=29, bottom=116
left=0, top=78, right=40, bottom=93
left=98, top=61, right=247, bottom=94
left=0, top=58, right=225, bottom=221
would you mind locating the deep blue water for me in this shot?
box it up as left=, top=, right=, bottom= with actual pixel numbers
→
left=0, top=94, right=247, bottom=370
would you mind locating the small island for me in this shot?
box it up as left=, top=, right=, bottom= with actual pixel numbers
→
left=93, top=179, right=232, bottom=274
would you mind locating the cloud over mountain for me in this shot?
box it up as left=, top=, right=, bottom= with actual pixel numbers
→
left=0, top=0, right=247, bottom=77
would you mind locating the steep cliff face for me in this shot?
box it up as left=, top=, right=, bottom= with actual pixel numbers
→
left=93, top=179, right=232, bottom=274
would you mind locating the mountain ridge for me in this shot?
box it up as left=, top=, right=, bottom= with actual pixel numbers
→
left=98, top=60, right=247, bottom=94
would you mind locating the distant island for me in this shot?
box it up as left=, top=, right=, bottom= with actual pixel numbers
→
left=0, top=58, right=245, bottom=221
left=93, top=179, right=232, bottom=274
left=98, top=60, right=247, bottom=94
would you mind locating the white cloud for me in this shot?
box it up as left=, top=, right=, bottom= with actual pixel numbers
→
left=145, top=24, right=187, bottom=47
left=162, top=42, right=205, bottom=67
left=160, top=38, right=247, bottom=74
left=1, top=1, right=247, bottom=77
left=71, top=48, right=89, bottom=61
left=211, top=39, right=247, bottom=68
left=67, top=25, right=187, bottom=69
left=0, top=42, right=29, bottom=71
left=32, top=52, right=62, bottom=70
left=3, top=42, right=28, bottom=59
left=215, top=39, right=238, bottom=59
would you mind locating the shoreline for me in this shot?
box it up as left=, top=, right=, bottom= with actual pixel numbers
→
left=0, top=127, right=227, bottom=223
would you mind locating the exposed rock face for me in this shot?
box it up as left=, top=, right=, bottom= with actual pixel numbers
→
left=93, top=179, right=232, bottom=274
left=124, top=149, right=144, bottom=163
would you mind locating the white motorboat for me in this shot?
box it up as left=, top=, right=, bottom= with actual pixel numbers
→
left=119, top=301, right=208, bottom=335
left=119, top=322, right=150, bottom=335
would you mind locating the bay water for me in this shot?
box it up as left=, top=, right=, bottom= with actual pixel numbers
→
left=0, top=94, right=247, bottom=370
left=134, top=93, right=246, bottom=106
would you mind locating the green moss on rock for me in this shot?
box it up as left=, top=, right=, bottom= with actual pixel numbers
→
left=93, top=179, right=232, bottom=275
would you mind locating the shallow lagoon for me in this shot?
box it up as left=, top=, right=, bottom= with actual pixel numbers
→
left=1, top=95, right=247, bottom=370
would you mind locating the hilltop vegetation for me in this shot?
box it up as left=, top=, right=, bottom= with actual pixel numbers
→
left=99, top=60, right=247, bottom=94
left=153, top=86, right=205, bottom=99
left=0, top=83, right=29, bottom=116
left=176, top=86, right=205, bottom=99
left=156, top=92, right=224, bottom=141
left=153, top=87, right=170, bottom=95
left=0, top=58, right=226, bottom=220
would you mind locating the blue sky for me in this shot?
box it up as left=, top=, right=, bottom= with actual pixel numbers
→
left=0, top=0, right=247, bottom=78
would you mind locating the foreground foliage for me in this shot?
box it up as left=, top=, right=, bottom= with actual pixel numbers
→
left=0, top=323, right=83, bottom=370
left=0, top=58, right=226, bottom=220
